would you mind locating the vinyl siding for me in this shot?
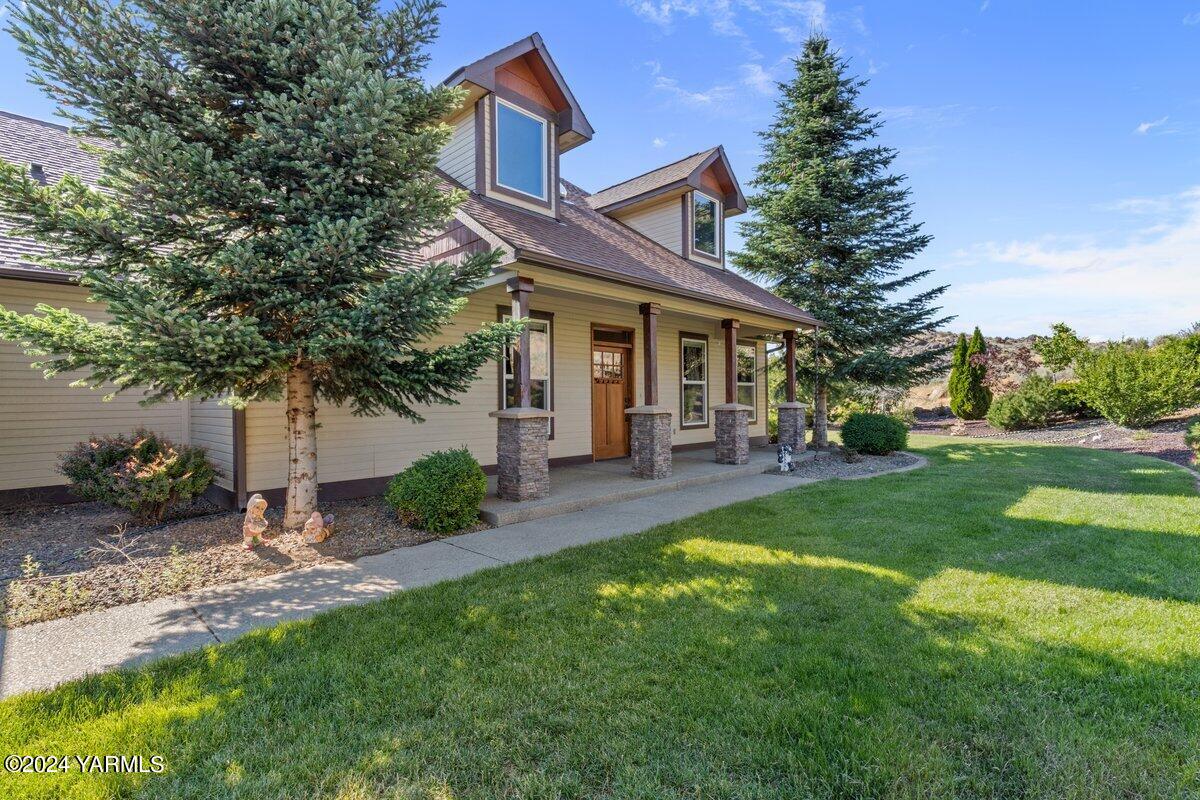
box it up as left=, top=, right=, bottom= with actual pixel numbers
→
left=242, top=279, right=772, bottom=494
left=437, top=108, right=476, bottom=187
left=188, top=398, right=234, bottom=491
left=614, top=195, right=683, bottom=255
left=0, top=278, right=186, bottom=491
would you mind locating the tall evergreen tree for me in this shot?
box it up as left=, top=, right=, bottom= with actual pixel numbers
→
left=733, top=34, right=951, bottom=447
left=0, top=0, right=520, bottom=527
left=947, top=332, right=968, bottom=414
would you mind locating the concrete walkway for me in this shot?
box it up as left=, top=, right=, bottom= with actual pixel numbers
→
left=0, top=455, right=926, bottom=698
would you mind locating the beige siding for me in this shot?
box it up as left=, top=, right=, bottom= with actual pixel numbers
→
left=0, top=278, right=185, bottom=491
left=189, top=398, right=234, bottom=491
left=243, top=280, right=772, bottom=493
left=437, top=108, right=476, bottom=187
left=614, top=195, right=683, bottom=255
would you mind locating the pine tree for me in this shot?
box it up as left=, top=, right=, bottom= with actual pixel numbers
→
left=733, top=34, right=951, bottom=448
left=947, top=333, right=969, bottom=415
left=951, top=327, right=992, bottom=420
left=0, top=0, right=520, bottom=527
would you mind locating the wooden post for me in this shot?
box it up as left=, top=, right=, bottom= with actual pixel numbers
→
left=722, top=318, right=739, bottom=404
left=783, top=329, right=797, bottom=404
left=507, top=276, right=534, bottom=408
left=639, top=302, right=660, bottom=406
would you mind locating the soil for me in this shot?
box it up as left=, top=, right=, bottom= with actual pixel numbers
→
left=0, top=496, right=486, bottom=628
left=911, top=408, right=1198, bottom=469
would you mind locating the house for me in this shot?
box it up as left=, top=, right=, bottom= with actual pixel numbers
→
left=0, top=33, right=817, bottom=511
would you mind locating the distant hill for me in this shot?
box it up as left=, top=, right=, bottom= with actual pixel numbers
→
left=901, top=331, right=1045, bottom=412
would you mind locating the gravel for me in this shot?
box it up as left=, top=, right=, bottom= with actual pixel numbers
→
left=770, top=449, right=922, bottom=480
left=0, top=495, right=485, bottom=627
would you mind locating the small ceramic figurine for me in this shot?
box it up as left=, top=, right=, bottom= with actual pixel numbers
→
left=777, top=443, right=795, bottom=473
left=303, top=511, right=335, bottom=544
left=242, top=493, right=269, bottom=550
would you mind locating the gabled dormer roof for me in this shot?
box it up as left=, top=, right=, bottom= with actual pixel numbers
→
left=443, top=32, right=594, bottom=152
left=586, top=145, right=747, bottom=216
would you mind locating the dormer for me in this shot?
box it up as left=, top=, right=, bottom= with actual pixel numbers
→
left=439, top=33, right=593, bottom=219
left=586, top=146, right=746, bottom=269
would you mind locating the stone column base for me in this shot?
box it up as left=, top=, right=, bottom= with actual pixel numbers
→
left=489, top=407, right=553, bottom=501
left=777, top=402, right=808, bottom=453
left=626, top=405, right=673, bottom=479
left=714, top=403, right=753, bottom=465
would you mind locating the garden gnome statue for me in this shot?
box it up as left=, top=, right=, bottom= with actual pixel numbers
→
left=777, top=443, right=795, bottom=473
left=242, top=493, right=269, bottom=549
left=303, top=511, right=335, bottom=544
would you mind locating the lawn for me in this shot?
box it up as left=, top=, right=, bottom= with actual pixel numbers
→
left=3, top=436, right=1199, bottom=799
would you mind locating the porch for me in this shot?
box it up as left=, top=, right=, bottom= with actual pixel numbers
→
left=480, top=445, right=813, bottom=526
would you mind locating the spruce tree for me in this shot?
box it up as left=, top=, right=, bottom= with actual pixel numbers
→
left=733, top=34, right=951, bottom=447
left=947, top=333, right=968, bottom=415
left=0, top=0, right=520, bottom=527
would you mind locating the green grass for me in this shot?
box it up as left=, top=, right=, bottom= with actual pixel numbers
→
left=4, top=436, right=1200, bottom=799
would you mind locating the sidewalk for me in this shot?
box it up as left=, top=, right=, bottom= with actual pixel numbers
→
left=0, top=457, right=925, bottom=697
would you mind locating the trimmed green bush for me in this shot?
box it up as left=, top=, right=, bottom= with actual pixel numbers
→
left=1075, top=338, right=1200, bottom=428
left=386, top=448, right=486, bottom=534
left=59, top=429, right=216, bottom=524
left=1049, top=380, right=1098, bottom=419
left=841, top=412, right=908, bottom=455
left=1185, top=420, right=1200, bottom=465
left=986, top=375, right=1056, bottom=431
left=950, top=327, right=992, bottom=420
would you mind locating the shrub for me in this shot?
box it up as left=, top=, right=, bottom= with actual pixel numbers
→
left=59, top=429, right=216, bottom=524
left=986, top=375, right=1056, bottom=431
left=386, top=448, right=486, bottom=533
left=950, top=327, right=992, bottom=420
left=1075, top=338, right=1200, bottom=428
left=1049, top=380, right=1098, bottom=419
left=841, top=412, right=908, bottom=455
left=1186, top=420, right=1200, bottom=465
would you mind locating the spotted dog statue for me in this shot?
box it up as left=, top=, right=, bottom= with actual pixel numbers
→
left=777, top=443, right=796, bottom=473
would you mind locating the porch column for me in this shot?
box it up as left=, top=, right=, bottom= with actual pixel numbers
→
left=626, top=302, right=672, bottom=479
left=777, top=329, right=807, bottom=454
left=714, top=318, right=751, bottom=465
left=489, top=275, right=552, bottom=501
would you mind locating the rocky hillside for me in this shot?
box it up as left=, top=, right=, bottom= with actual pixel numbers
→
left=902, top=331, right=1045, bottom=411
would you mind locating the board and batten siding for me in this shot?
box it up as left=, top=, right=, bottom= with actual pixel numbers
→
left=437, top=107, right=476, bottom=188
left=242, top=281, right=769, bottom=494
left=0, top=278, right=187, bottom=494
left=613, top=195, right=683, bottom=255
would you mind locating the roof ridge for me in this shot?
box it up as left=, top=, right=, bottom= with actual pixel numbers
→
left=0, top=109, right=72, bottom=132
left=589, top=146, right=718, bottom=197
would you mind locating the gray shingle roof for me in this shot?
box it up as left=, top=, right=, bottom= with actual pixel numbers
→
left=584, top=148, right=717, bottom=212
left=0, top=111, right=106, bottom=277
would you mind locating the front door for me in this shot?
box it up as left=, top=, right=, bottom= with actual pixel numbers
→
left=591, top=344, right=631, bottom=459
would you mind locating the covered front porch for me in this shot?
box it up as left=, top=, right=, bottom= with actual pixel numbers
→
left=487, top=267, right=816, bottom=506
left=480, top=444, right=812, bottom=526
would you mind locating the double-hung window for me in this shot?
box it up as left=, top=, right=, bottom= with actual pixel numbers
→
left=502, top=315, right=551, bottom=413
left=680, top=336, right=708, bottom=427
left=495, top=98, right=548, bottom=201
left=736, top=343, right=758, bottom=422
left=692, top=190, right=720, bottom=257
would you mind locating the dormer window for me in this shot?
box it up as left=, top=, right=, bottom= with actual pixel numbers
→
left=495, top=98, right=548, bottom=201
left=692, top=190, right=720, bottom=258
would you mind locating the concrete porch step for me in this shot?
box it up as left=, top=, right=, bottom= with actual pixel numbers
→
left=479, top=448, right=814, bottom=527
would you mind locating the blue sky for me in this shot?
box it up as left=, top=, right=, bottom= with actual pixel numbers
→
left=2, top=0, right=1198, bottom=339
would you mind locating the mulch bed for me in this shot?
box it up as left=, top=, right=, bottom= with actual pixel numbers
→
left=911, top=408, right=1198, bottom=468
left=771, top=449, right=921, bottom=480
left=0, top=496, right=485, bottom=628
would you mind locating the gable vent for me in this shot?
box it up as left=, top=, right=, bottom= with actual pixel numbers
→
left=29, top=163, right=47, bottom=185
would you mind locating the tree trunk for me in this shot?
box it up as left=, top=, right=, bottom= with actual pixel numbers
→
left=284, top=365, right=318, bottom=529
left=813, top=381, right=829, bottom=449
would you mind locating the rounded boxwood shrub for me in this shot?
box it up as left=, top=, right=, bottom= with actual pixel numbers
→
left=841, top=412, right=908, bottom=455
left=59, top=428, right=216, bottom=524
left=386, top=448, right=486, bottom=533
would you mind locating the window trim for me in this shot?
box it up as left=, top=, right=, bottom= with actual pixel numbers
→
left=736, top=340, right=758, bottom=424
left=691, top=189, right=721, bottom=260
left=492, top=95, right=550, bottom=204
left=496, top=306, right=555, bottom=439
left=678, top=331, right=710, bottom=430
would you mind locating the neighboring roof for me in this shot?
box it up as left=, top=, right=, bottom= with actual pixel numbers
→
left=444, top=172, right=817, bottom=326
left=0, top=111, right=106, bottom=280
left=586, top=145, right=747, bottom=216
left=443, top=32, right=594, bottom=150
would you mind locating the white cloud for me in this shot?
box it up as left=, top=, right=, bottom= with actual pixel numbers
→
left=625, top=0, right=827, bottom=46
left=740, top=63, right=776, bottom=95
left=652, top=74, right=736, bottom=108
left=979, top=0, right=990, bottom=12
left=624, top=0, right=698, bottom=29
left=1134, top=116, right=1168, bottom=135
left=652, top=136, right=668, bottom=148
left=1184, top=11, right=1200, bottom=25
left=951, top=187, right=1200, bottom=338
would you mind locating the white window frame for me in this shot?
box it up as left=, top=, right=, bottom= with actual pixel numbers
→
left=736, top=342, right=758, bottom=423
left=692, top=190, right=721, bottom=258
left=680, top=336, right=708, bottom=428
left=502, top=314, right=551, bottom=412
left=495, top=97, right=549, bottom=201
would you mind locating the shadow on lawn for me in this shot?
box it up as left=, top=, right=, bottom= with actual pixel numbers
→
left=5, top=439, right=1199, bottom=798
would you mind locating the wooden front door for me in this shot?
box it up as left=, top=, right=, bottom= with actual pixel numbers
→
left=591, top=344, right=631, bottom=459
